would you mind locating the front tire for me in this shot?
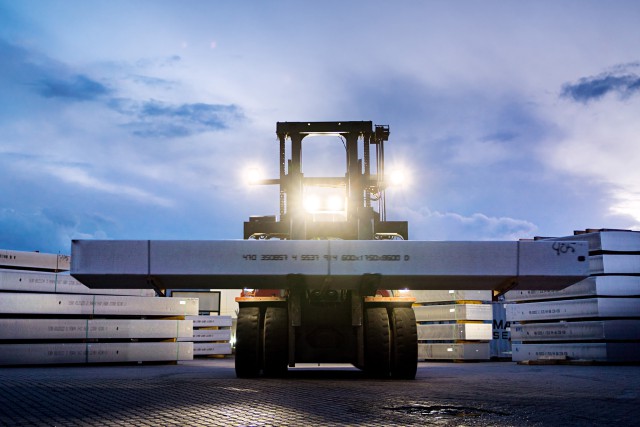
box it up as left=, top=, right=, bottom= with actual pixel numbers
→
left=235, top=307, right=262, bottom=378
left=389, top=307, right=418, bottom=379
left=364, top=307, right=391, bottom=377
left=263, top=306, right=289, bottom=377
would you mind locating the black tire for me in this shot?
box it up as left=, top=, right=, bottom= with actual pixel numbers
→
left=263, top=306, right=289, bottom=377
left=364, top=307, right=391, bottom=377
left=389, top=307, right=418, bottom=379
left=235, top=307, right=262, bottom=378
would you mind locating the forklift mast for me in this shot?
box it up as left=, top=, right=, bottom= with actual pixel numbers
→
left=244, top=121, right=407, bottom=241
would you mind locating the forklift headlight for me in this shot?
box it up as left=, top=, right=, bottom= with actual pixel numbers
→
left=304, top=195, right=321, bottom=212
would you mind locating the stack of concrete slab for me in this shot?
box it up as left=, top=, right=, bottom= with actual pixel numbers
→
left=411, top=290, right=493, bottom=360
left=181, top=315, right=233, bottom=357
left=506, top=230, right=640, bottom=363
left=0, top=249, right=196, bottom=365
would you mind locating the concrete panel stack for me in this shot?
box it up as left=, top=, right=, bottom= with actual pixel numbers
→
left=0, top=249, right=196, bottom=365
left=411, top=290, right=493, bottom=360
left=182, top=315, right=233, bottom=357
left=506, top=230, right=640, bottom=363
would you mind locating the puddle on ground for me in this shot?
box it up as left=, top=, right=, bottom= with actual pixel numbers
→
left=385, top=404, right=509, bottom=420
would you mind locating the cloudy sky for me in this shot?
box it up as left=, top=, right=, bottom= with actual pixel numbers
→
left=1, top=0, right=640, bottom=255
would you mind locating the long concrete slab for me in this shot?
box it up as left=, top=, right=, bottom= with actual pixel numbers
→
left=0, top=292, right=198, bottom=316
left=418, top=343, right=490, bottom=360
left=414, top=304, right=493, bottom=322
left=0, top=319, right=193, bottom=340
left=417, top=323, right=492, bottom=341
left=512, top=342, right=640, bottom=362
left=71, top=239, right=588, bottom=291
left=0, top=249, right=70, bottom=271
left=504, top=276, right=640, bottom=301
left=0, top=342, right=193, bottom=365
left=0, top=269, right=155, bottom=296
left=506, top=297, right=640, bottom=322
left=410, top=290, right=492, bottom=303
left=552, top=230, right=640, bottom=253
left=511, top=320, right=640, bottom=341
left=589, top=254, right=640, bottom=275
left=178, top=329, right=231, bottom=342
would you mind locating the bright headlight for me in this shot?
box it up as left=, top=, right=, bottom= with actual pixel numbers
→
left=389, top=170, right=405, bottom=186
left=304, top=195, right=321, bottom=212
left=245, top=167, right=261, bottom=185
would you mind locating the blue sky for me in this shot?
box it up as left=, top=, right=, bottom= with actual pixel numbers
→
left=1, top=0, right=640, bottom=254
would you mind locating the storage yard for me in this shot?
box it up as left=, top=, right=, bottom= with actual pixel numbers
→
left=1, top=125, right=639, bottom=423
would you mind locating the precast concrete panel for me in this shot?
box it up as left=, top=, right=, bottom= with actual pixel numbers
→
left=0, top=269, right=155, bottom=296
left=71, top=240, right=150, bottom=288
left=512, top=343, right=640, bottom=362
left=0, top=293, right=198, bottom=316
left=505, top=276, right=640, bottom=301
left=0, top=342, right=193, bottom=365
left=511, top=320, right=640, bottom=341
left=517, top=241, right=589, bottom=289
left=86, top=342, right=193, bottom=363
left=506, top=298, right=640, bottom=322
left=589, top=254, right=640, bottom=275
left=72, top=239, right=588, bottom=291
left=0, top=319, right=193, bottom=340
left=0, top=249, right=70, bottom=271
left=553, top=231, right=640, bottom=253
left=178, top=329, right=231, bottom=342
left=417, top=323, right=492, bottom=341
left=193, top=342, right=232, bottom=355
left=186, top=315, right=233, bottom=328
left=411, top=290, right=492, bottom=303
left=419, top=343, right=490, bottom=360
left=414, top=304, right=493, bottom=322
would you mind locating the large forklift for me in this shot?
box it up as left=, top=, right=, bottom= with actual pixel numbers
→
left=238, top=121, right=417, bottom=378
left=70, top=121, right=588, bottom=380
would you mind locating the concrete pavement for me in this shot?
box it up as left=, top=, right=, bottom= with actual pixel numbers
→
left=0, top=359, right=638, bottom=426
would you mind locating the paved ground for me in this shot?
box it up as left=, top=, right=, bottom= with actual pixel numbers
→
left=0, top=359, right=638, bottom=426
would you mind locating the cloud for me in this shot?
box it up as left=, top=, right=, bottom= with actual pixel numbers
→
left=561, top=64, right=640, bottom=103
left=394, top=206, right=538, bottom=241
left=110, top=99, right=244, bottom=138
left=542, top=65, right=640, bottom=226
left=0, top=208, right=108, bottom=254
left=44, top=165, right=174, bottom=207
left=130, top=74, right=175, bottom=89
left=0, top=38, right=243, bottom=138
left=37, top=74, right=111, bottom=101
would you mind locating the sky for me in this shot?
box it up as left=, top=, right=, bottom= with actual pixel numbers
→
left=1, top=0, right=640, bottom=255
